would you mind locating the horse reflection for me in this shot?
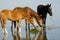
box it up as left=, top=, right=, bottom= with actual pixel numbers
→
left=12, top=33, right=18, bottom=40
left=11, top=31, right=21, bottom=40
left=37, top=28, right=47, bottom=40
left=2, top=32, right=8, bottom=40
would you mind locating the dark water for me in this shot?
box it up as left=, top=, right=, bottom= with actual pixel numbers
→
left=0, top=21, right=60, bottom=40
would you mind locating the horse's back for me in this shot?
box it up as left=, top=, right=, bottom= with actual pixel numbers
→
left=37, top=5, right=43, bottom=15
left=1, top=9, right=12, bottom=17
left=37, top=5, right=48, bottom=16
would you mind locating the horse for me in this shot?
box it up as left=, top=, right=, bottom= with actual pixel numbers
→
left=10, top=7, right=43, bottom=40
left=37, top=4, right=52, bottom=40
left=37, top=4, right=52, bottom=29
left=0, top=7, right=42, bottom=39
left=0, top=9, right=31, bottom=39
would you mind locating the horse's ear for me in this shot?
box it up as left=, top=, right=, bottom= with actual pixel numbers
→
left=49, top=4, right=51, bottom=7
left=47, top=4, right=51, bottom=7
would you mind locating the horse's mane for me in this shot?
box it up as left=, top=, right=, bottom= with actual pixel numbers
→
left=37, top=4, right=51, bottom=9
left=13, top=7, right=26, bottom=11
left=13, top=7, right=21, bottom=10
left=1, top=9, right=9, bottom=12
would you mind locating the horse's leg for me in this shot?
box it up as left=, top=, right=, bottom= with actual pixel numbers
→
left=42, top=18, right=47, bottom=40
left=35, top=18, right=43, bottom=40
left=42, top=18, right=46, bottom=31
left=1, top=20, right=8, bottom=40
left=25, top=19, right=30, bottom=40
left=11, top=21, right=14, bottom=33
left=16, top=20, right=22, bottom=40
left=29, top=18, right=36, bottom=27
left=36, top=17, right=43, bottom=27
left=13, top=21, right=17, bottom=34
left=25, top=20, right=28, bottom=32
left=1, top=20, right=8, bottom=34
left=12, top=21, right=19, bottom=40
left=28, top=22, right=31, bottom=40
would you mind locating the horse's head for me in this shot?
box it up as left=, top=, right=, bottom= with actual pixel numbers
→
left=46, top=4, right=52, bottom=16
left=36, top=15, right=43, bottom=27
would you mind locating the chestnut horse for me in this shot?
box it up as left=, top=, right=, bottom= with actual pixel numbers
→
left=10, top=7, right=43, bottom=40
left=0, top=7, right=42, bottom=39
left=11, top=7, right=43, bottom=29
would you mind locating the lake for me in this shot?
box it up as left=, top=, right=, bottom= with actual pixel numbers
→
left=0, top=21, right=60, bottom=40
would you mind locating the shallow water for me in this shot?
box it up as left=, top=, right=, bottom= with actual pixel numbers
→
left=47, top=27, right=60, bottom=40
left=0, top=21, right=60, bottom=40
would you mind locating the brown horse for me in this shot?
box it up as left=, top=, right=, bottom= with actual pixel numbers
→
left=11, top=7, right=43, bottom=39
left=0, top=7, right=42, bottom=39
left=11, top=7, right=43, bottom=29
left=10, top=7, right=43, bottom=40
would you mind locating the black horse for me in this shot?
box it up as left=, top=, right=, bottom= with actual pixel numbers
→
left=37, top=4, right=52, bottom=40
left=37, top=4, right=52, bottom=27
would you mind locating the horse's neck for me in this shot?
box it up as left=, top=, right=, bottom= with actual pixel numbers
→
left=6, top=10, right=14, bottom=20
left=31, top=10, right=40, bottom=18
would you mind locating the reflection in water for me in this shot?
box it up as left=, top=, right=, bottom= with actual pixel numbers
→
left=26, top=31, right=30, bottom=40
left=43, top=27, right=47, bottom=40
left=30, top=27, right=47, bottom=40
left=2, top=27, right=47, bottom=40
left=2, top=33, right=8, bottom=40
left=11, top=21, right=22, bottom=40
left=12, top=33, right=18, bottom=40
left=38, top=27, right=47, bottom=40
left=37, top=28, right=47, bottom=40
left=37, top=28, right=43, bottom=40
left=33, top=34, right=37, bottom=40
left=30, top=27, right=40, bottom=40
left=37, top=27, right=47, bottom=40
left=11, top=30, right=22, bottom=40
